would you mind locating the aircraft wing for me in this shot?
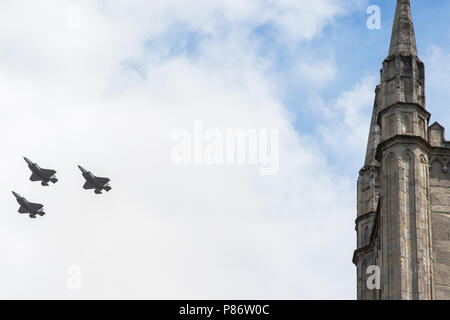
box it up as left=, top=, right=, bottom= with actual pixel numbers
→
left=83, top=181, right=95, bottom=190
left=30, top=173, right=41, bottom=181
left=28, top=202, right=43, bottom=211
left=95, top=177, right=110, bottom=185
left=40, top=169, right=56, bottom=178
left=18, top=206, right=29, bottom=214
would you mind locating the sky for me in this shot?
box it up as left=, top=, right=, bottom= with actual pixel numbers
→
left=1, top=0, right=450, bottom=300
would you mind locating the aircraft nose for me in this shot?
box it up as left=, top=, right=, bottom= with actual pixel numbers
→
left=11, top=191, right=19, bottom=198
left=23, top=157, right=32, bottom=164
left=78, top=165, right=86, bottom=173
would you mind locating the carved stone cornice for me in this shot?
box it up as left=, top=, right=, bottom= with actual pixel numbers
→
left=375, top=134, right=431, bottom=161
left=376, top=102, right=430, bottom=126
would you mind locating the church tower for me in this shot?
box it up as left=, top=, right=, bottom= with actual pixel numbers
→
left=354, top=0, right=450, bottom=300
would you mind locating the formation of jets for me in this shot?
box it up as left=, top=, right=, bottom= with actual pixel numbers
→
left=12, top=157, right=112, bottom=219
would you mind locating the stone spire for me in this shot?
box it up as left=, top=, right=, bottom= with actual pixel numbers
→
left=355, top=1, right=450, bottom=301
left=364, top=86, right=381, bottom=167
left=379, top=0, right=425, bottom=110
left=389, top=0, right=417, bottom=57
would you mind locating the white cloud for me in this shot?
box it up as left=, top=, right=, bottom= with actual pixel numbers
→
left=295, top=59, right=337, bottom=87
left=318, top=76, right=377, bottom=168
left=0, top=0, right=360, bottom=299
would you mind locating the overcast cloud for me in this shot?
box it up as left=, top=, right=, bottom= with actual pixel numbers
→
left=0, top=0, right=379, bottom=299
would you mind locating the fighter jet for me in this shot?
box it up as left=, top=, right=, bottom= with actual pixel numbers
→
left=24, top=157, right=58, bottom=186
left=78, top=165, right=111, bottom=194
left=12, top=191, right=45, bottom=219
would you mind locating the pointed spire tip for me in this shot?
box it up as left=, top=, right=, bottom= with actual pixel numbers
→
left=388, top=0, right=417, bottom=57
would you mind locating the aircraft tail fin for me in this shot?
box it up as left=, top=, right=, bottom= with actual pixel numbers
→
left=41, top=181, right=49, bottom=186
left=94, top=189, right=102, bottom=194
left=50, top=177, right=58, bottom=183
left=104, top=185, right=112, bottom=192
left=29, top=214, right=37, bottom=219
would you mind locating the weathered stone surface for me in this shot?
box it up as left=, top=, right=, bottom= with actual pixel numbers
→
left=429, top=122, right=445, bottom=147
left=432, top=213, right=450, bottom=291
left=435, top=285, right=450, bottom=300
left=389, top=0, right=417, bottom=57
left=431, top=192, right=450, bottom=206
left=364, top=86, right=381, bottom=166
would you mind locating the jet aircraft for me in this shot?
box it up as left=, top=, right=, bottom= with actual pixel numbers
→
left=78, top=165, right=111, bottom=194
left=12, top=191, right=45, bottom=219
left=24, top=157, right=58, bottom=186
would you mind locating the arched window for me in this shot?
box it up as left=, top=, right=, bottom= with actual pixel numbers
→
left=386, top=114, right=396, bottom=137
left=363, top=225, right=370, bottom=245
left=401, top=113, right=413, bottom=134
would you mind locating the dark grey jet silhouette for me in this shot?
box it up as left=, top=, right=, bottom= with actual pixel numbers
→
left=12, top=191, right=45, bottom=219
left=78, top=165, right=111, bottom=194
left=24, top=157, right=58, bottom=186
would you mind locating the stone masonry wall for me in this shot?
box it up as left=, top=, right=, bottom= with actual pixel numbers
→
left=429, top=155, right=450, bottom=299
